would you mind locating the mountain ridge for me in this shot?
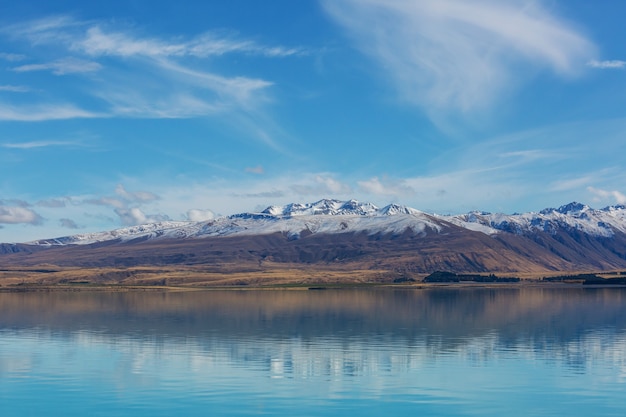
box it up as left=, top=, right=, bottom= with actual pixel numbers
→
left=20, top=199, right=626, bottom=246
left=2, top=199, right=626, bottom=280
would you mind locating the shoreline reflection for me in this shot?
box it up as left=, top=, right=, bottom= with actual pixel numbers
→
left=1, top=288, right=625, bottom=416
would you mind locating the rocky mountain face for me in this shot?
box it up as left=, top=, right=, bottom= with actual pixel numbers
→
left=2, top=199, right=626, bottom=274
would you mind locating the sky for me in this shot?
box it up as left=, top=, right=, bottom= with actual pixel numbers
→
left=1, top=0, right=626, bottom=243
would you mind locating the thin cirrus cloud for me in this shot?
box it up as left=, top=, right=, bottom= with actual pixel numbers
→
left=587, top=59, right=626, bottom=69
left=587, top=186, right=626, bottom=205
left=1, top=16, right=298, bottom=132
left=12, top=57, right=102, bottom=75
left=0, top=85, right=31, bottom=92
left=76, top=26, right=305, bottom=58
left=290, top=175, right=352, bottom=196
left=245, top=166, right=265, bottom=175
left=0, top=103, right=101, bottom=121
left=357, top=176, right=415, bottom=198
left=0, top=52, right=26, bottom=61
left=1, top=140, right=81, bottom=149
left=322, top=0, right=595, bottom=114
left=113, top=184, right=159, bottom=204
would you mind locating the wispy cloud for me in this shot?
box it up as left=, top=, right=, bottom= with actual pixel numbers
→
left=237, top=190, right=285, bottom=199
left=0, top=85, right=30, bottom=93
left=322, top=0, right=595, bottom=114
left=114, top=184, right=158, bottom=203
left=0, top=15, right=298, bottom=142
left=84, top=184, right=166, bottom=226
left=245, top=165, right=265, bottom=175
left=357, top=176, right=415, bottom=198
left=77, top=26, right=305, bottom=58
left=37, top=198, right=70, bottom=208
left=290, top=175, right=352, bottom=196
left=0, top=103, right=101, bottom=121
left=587, top=59, right=626, bottom=69
left=12, top=57, right=102, bottom=75
left=5, top=15, right=78, bottom=40
left=114, top=207, right=169, bottom=226
left=1, top=140, right=80, bottom=149
left=550, top=175, right=595, bottom=192
left=587, top=186, right=626, bottom=205
left=153, top=59, right=272, bottom=108
left=0, top=52, right=26, bottom=61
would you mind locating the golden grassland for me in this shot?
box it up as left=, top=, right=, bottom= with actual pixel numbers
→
left=0, top=264, right=393, bottom=289
left=1, top=263, right=625, bottom=291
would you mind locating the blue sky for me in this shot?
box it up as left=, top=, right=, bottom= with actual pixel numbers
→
left=1, top=0, right=626, bottom=242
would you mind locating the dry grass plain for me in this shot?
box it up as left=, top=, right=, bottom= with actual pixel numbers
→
left=2, top=263, right=625, bottom=291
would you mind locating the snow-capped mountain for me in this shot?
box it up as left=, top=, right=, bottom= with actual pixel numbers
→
left=4, top=199, right=626, bottom=274
left=447, top=202, right=626, bottom=238
left=261, top=199, right=380, bottom=216
left=26, top=199, right=441, bottom=246
left=25, top=199, right=626, bottom=247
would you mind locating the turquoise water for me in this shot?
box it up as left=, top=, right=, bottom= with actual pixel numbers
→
left=1, top=288, right=625, bottom=416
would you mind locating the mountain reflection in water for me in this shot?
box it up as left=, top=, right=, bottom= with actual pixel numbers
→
left=1, top=288, right=625, bottom=416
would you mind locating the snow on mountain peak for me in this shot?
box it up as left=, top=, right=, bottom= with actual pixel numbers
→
left=258, top=199, right=430, bottom=218
left=21, top=199, right=626, bottom=247
left=379, top=204, right=422, bottom=216
left=25, top=199, right=444, bottom=246
left=540, top=202, right=590, bottom=216
left=449, top=202, right=626, bottom=238
left=261, top=199, right=380, bottom=217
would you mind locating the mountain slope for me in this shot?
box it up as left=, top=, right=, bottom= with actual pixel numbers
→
left=2, top=199, right=626, bottom=276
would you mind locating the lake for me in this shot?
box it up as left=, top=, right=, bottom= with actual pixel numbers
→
left=1, top=287, right=625, bottom=416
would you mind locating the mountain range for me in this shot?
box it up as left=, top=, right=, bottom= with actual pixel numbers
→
left=2, top=199, right=626, bottom=284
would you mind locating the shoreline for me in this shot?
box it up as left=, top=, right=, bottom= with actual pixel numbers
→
left=2, top=280, right=625, bottom=293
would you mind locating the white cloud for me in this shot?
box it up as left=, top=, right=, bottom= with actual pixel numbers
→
left=114, top=207, right=169, bottom=226
left=549, top=176, right=594, bottom=192
left=323, top=0, right=595, bottom=113
left=357, top=176, right=415, bottom=197
left=587, top=187, right=626, bottom=205
left=114, top=207, right=147, bottom=226
left=587, top=59, right=626, bottom=69
left=12, top=57, right=102, bottom=75
left=315, top=175, right=351, bottom=194
left=85, top=185, right=158, bottom=209
left=115, top=184, right=158, bottom=203
left=83, top=185, right=166, bottom=226
left=0, top=205, right=42, bottom=225
left=186, top=209, right=215, bottom=222
left=290, top=175, right=352, bottom=195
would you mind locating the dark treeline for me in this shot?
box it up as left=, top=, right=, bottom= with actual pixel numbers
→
left=423, top=271, right=520, bottom=283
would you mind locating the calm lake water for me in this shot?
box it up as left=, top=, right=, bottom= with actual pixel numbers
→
left=1, top=287, right=625, bottom=416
